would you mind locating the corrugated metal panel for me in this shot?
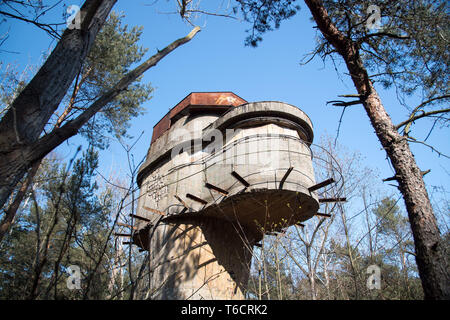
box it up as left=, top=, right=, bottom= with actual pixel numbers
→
left=150, top=92, right=247, bottom=145
left=169, top=94, right=192, bottom=119
left=190, top=92, right=247, bottom=108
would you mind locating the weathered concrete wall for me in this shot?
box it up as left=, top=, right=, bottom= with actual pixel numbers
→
left=149, top=218, right=257, bottom=299
left=133, top=98, right=318, bottom=300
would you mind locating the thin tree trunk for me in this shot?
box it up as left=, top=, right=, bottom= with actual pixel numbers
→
left=261, top=236, right=271, bottom=300
left=304, top=0, right=449, bottom=299
left=322, top=254, right=331, bottom=299
left=339, top=201, right=359, bottom=298
left=28, top=198, right=62, bottom=299
left=0, top=163, right=39, bottom=242
left=308, top=273, right=316, bottom=300
left=258, top=267, right=262, bottom=300
left=274, top=244, right=283, bottom=299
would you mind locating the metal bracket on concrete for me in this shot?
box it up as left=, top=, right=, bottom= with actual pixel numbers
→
left=114, top=233, right=132, bottom=237
left=308, top=178, right=335, bottom=192
left=205, top=182, right=229, bottom=196
left=231, top=171, right=250, bottom=188
left=186, top=193, right=208, bottom=205
left=129, top=213, right=152, bottom=222
left=315, top=212, right=332, bottom=218
left=143, top=206, right=166, bottom=216
left=279, top=167, right=294, bottom=189
left=318, top=197, right=347, bottom=203
left=117, top=222, right=137, bottom=230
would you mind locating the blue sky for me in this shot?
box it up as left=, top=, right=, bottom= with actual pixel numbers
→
left=1, top=1, right=449, bottom=207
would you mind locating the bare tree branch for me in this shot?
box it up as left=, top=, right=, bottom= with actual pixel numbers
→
left=396, top=108, right=450, bottom=131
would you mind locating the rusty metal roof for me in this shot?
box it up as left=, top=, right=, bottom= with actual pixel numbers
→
left=150, top=92, right=247, bottom=145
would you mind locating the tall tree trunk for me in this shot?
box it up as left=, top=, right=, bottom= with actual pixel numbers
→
left=0, top=0, right=117, bottom=210
left=304, top=0, right=449, bottom=299
left=308, top=273, right=317, bottom=300
left=340, top=203, right=359, bottom=299
left=0, top=67, right=92, bottom=243
left=0, top=15, right=200, bottom=220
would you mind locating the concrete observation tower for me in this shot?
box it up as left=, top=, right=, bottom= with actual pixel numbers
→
left=131, top=92, right=339, bottom=299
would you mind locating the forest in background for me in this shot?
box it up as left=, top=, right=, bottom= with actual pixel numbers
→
left=0, top=133, right=447, bottom=299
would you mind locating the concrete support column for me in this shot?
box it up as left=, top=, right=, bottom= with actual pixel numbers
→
left=149, top=217, right=256, bottom=300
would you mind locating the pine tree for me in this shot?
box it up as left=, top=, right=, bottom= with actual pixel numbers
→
left=236, top=0, right=449, bottom=299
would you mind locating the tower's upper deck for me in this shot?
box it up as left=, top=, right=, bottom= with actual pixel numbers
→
left=150, top=92, right=247, bottom=145
left=134, top=92, right=318, bottom=247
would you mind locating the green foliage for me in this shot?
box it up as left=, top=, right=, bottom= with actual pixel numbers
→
left=0, top=149, right=115, bottom=299
left=0, top=63, right=32, bottom=118
left=58, top=12, right=153, bottom=149
left=1, top=12, right=153, bottom=148
left=236, top=0, right=300, bottom=47
left=83, top=13, right=152, bottom=140
left=322, top=0, right=449, bottom=99
left=0, top=221, right=35, bottom=298
left=237, top=0, right=449, bottom=101
left=0, top=12, right=155, bottom=299
left=372, top=197, right=406, bottom=236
